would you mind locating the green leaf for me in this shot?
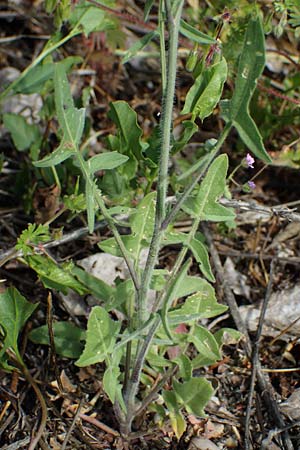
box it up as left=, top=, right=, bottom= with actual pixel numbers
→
left=55, top=67, right=85, bottom=142
left=15, top=223, right=50, bottom=255
left=182, top=154, right=235, bottom=222
left=233, top=109, right=270, bottom=163
left=34, top=64, right=85, bottom=168
left=76, top=306, right=121, bottom=366
left=122, top=31, right=158, bottom=64
left=13, top=56, right=82, bottom=94
left=99, top=235, right=136, bottom=258
left=147, top=348, right=172, bottom=368
left=144, top=0, right=155, bottom=21
left=163, top=390, right=187, bottom=439
left=0, top=287, right=37, bottom=362
left=173, top=377, right=214, bottom=417
left=175, top=275, right=210, bottom=298
left=169, top=285, right=227, bottom=325
left=29, top=321, right=86, bottom=358
left=180, top=20, right=216, bottom=45
left=163, top=230, right=214, bottom=281
left=69, top=2, right=116, bottom=36
left=182, top=58, right=227, bottom=121
left=103, top=365, right=121, bottom=403
left=108, top=101, right=145, bottom=161
left=188, top=237, right=215, bottom=282
left=99, top=192, right=156, bottom=261
left=188, top=325, right=221, bottom=362
left=71, top=265, right=115, bottom=303
left=171, top=120, right=198, bottom=154
left=33, top=146, right=76, bottom=168
left=130, top=192, right=156, bottom=256
left=27, top=255, right=88, bottom=295
left=174, top=354, right=192, bottom=381
left=102, top=347, right=125, bottom=409
left=88, top=152, right=129, bottom=173
left=214, top=328, right=242, bottom=347
left=3, top=114, right=41, bottom=152
left=228, top=16, right=271, bottom=163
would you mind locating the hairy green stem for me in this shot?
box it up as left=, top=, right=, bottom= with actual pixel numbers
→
left=137, top=0, right=184, bottom=323
left=121, top=318, right=161, bottom=435
left=159, top=0, right=167, bottom=93
left=120, top=0, right=184, bottom=435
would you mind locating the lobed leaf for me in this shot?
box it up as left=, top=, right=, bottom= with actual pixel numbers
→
left=228, top=16, right=271, bottom=163
left=173, top=377, right=214, bottom=417
left=188, top=325, right=221, bottom=362
left=76, top=306, right=120, bottom=366
left=169, top=284, right=227, bottom=325
left=181, top=154, right=235, bottom=222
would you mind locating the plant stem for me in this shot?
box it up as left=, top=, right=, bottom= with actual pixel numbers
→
left=0, top=29, right=80, bottom=101
left=137, top=0, right=184, bottom=323
left=159, top=0, right=167, bottom=93
left=76, top=152, right=140, bottom=291
left=119, top=0, right=184, bottom=434
left=121, top=317, right=161, bottom=436
left=127, top=124, right=233, bottom=419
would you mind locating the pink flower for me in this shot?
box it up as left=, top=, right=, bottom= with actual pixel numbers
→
left=245, top=153, right=255, bottom=169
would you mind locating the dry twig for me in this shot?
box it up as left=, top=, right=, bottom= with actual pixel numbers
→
left=203, top=225, right=294, bottom=450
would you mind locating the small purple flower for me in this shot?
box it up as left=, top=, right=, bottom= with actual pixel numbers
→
left=248, top=181, right=256, bottom=189
left=245, top=153, right=255, bottom=169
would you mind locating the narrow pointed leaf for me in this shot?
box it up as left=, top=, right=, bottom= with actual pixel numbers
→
left=228, top=16, right=271, bottom=163
left=122, top=31, right=158, bottom=64
left=33, top=144, right=76, bottom=167
left=108, top=101, right=145, bottom=160
left=233, top=109, right=270, bottom=162
left=180, top=20, right=216, bottom=45
left=188, top=237, right=215, bottom=281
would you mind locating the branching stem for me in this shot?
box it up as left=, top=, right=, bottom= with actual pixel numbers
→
left=138, top=0, right=184, bottom=323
